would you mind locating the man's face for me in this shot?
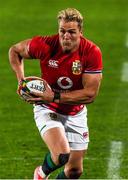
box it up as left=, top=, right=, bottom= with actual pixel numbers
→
left=58, top=20, right=82, bottom=53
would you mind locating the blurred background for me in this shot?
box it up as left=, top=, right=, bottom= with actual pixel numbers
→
left=0, top=0, right=128, bottom=178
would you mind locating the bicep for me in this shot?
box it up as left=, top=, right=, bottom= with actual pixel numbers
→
left=12, top=39, right=32, bottom=59
left=82, top=73, right=102, bottom=95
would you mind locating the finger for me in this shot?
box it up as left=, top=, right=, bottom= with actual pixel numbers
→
left=30, top=91, right=43, bottom=97
left=26, top=101, right=34, bottom=104
left=18, top=79, right=26, bottom=86
left=17, top=90, right=20, bottom=95
left=27, top=97, right=42, bottom=102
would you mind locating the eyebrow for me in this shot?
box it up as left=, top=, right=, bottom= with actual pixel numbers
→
left=60, top=28, right=77, bottom=31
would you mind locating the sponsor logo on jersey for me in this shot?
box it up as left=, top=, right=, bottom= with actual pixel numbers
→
left=57, top=77, right=73, bottom=89
left=72, top=60, right=82, bottom=75
left=48, top=59, right=58, bottom=68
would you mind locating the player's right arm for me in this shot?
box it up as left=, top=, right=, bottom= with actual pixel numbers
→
left=9, top=39, right=31, bottom=83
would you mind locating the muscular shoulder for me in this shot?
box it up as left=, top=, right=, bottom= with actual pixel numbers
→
left=80, top=36, right=102, bottom=57
left=30, top=34, right=59, bottom=47
left=28, top=34, right=59, bottom=59
left=80, top=36, right=103, bottom=73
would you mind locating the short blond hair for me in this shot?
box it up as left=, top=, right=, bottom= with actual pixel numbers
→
left=57, top=8, right=83, bottom=30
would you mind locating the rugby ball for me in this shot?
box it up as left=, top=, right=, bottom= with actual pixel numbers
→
left=18, top=76, right=46, bottom=101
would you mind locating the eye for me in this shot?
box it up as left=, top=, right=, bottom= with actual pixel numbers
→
left=60, top=29, right=65, bottom=34
left=67, top=30, right=77, bottom=34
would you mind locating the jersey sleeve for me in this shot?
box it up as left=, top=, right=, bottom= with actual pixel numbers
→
left=28, top=36, right=50, bottom=59
left=84, top=46, right=103, bottom=73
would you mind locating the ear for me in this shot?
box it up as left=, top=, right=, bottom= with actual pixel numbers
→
left=80, top=30, right=83, bottom=36
left=79, top=27, right=83, bottom=36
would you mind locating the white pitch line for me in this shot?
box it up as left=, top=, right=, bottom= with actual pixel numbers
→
left=126, top=33, right=128, bottom=48
left=122, top=34, right=128, bottom=81
left=121, top=62, right=128, bottom=82
left=107, top=141, right=123, bottom=179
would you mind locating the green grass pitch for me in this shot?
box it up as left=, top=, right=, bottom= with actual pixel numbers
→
left=0, top=0, right=128, bottom=178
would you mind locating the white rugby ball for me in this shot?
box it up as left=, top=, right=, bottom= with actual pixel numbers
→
left=18, top=76, right=46, bottom=101
left=26, top=79, right=45, bottom=93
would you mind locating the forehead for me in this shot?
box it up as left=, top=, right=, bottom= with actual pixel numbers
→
left=59, top=20, right=79, bottom=30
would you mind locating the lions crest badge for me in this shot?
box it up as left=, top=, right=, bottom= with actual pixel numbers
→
left=72, top=60, right=82, bottom=75
left=49, top=113, right=58, bottom=120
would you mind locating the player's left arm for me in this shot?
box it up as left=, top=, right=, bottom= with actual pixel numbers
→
left=27, top=73, right=102, bottom=104
left=60, top=73, right=102, bottom=104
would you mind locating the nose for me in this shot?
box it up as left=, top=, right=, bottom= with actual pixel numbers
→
left=64, top=32, right=71, bottom=39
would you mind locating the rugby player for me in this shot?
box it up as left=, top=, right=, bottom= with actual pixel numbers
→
left=9, top=8, right=103, bottom=179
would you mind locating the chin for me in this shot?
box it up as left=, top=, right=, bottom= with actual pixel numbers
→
left=62, top=46, right=72, bottom=53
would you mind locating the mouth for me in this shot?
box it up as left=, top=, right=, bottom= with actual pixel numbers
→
left=62, top=41, right=71, bottom=47
left=60, top=39, right=73, bottom=52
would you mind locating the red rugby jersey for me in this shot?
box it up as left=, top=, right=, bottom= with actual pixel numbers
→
left=28, top=34, right=103, bottom=115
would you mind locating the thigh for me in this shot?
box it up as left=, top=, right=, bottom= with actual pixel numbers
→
left=43, top=127, right=70, bottom=156
left=33, top=105, right=70, bottom=157
left=65, top=107, right=89, bottom=151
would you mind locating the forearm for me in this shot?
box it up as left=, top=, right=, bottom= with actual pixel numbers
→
left=59, top=89, right=96, bottom=104
left=9, top=46, right=24, bottom=82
